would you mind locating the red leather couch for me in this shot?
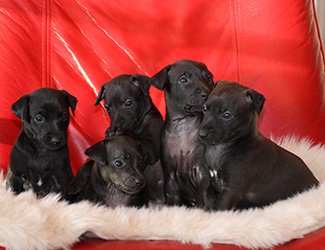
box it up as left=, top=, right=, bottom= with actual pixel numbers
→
left=0, top=0, right=324, bottom=249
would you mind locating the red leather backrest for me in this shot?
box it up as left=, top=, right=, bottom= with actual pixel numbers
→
left=0, top=0, right=324, bottom=173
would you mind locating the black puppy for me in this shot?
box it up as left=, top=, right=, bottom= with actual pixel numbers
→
left=151, top=59, right=216, bottom=209
left=198, top=81, right=319, bottom=210
left=95, top=73, right=165, bottom=204
left=95, top=74, right=163, bottom=165
left=67, top=135, right=148, bottom=208
left=6, top=88, right=77, bottom=198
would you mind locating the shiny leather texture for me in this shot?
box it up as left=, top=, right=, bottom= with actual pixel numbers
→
left=0, top=0, right=324, bottom=249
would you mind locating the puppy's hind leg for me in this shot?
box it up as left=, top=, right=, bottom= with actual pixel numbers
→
left=215, top=188, right=243, bottom=211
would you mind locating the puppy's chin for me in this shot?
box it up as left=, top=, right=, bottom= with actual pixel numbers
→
left=110, top=120, right=136, bottom=131
left=38, top=139, right=67, bottom=151
left=199, top=137, right=219, bottom=146
left=183, top=104, right=204, bottom=115
left=114, top=182, right=145, bottom=195
left=198, top=133, right=222, bottom=146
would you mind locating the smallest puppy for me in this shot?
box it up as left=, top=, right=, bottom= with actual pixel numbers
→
left=67, top=135, right=148, bottom=208
left=198, top=81, right=319, bottom=210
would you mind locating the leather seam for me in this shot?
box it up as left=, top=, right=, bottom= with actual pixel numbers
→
left=42, top=0, right=52, bottom=88
left=229, top=0, right=240, bottom=83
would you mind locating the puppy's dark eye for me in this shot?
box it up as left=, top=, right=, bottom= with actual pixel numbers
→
left=114, top=160, right=123, bottom=167
left=222, top=111, right=233, bottom=120
left=203, top=105, right=208, bottom=113
left=105, top=104, right=111, bottom=113
left=34, top=114, right=44, bottom=123
left=61, top=112, right=68, bottom=121
left=179, top=76, right=188, bottom=84
left=125, top=99, right=133, bottom=107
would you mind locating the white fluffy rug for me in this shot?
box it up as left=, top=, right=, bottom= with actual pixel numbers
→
left=1, top=137, right=325, bottom=250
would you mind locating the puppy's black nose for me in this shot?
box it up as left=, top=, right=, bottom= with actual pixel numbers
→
left=134, top=178, right=144, bottom=187
left=51, top=136, right=62, bottom=145
left=196, top=89, right=209, bottom=100
left=116, top=117, right=125, bottom=126
left=201, top=93, right=208, bottom=100
left=198, top=128, right=208, bottom=139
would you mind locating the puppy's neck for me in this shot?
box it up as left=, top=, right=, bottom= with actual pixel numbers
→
left=166, top=113, right=202, bottom=128
left=91, top=163, right=113, bottom=194
left=165, top=105, right=202, bottom=122
left=224, top=127, right=262, bottom=150
left=135, top=100, right=155, bottom=127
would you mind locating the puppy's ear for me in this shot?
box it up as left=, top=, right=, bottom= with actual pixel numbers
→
left=150, top=65, right=171, bottom=90
left=85, top=140, right=107, bottom=165
left=246, top=89, right=266, bottom=116
left=11, top=95, right=30, bottom=122
left=94, top=85, right=106, bottom=106
left=131, top=74, right=150, bottom=97
left=61, top=90, right=78, bottom=116
left=214, top=80, right=223, bottom=89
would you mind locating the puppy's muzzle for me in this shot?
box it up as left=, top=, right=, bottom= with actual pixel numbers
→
left=122, top=174, right=146, bottom=194
left=185, top=88, right=210, bottom=113
left=41, top=133, right=67, bottom=150
left=198, top=126, right=219, bottom=145
left=50, top=136, right=63, bottom=145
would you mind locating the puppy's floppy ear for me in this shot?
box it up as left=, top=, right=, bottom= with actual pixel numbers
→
left=150, top=65, right=171, bottom=90
left=246, top=89, right=266, bottom=116
left=94, top=84, right=106, bottom=106
left=214, top=80, right=223, bottom=89
left=11, top=95, right=30, bottom=122
left=61, top=90, right=78, bottom=116
left=85, top=140, right=107, bottom=165
left=131, top=74, right=150, bottom=97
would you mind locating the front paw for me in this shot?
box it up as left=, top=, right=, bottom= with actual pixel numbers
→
left=105, top=126, right=124, bottom=138
left=22, top=180, right=33, bottom=191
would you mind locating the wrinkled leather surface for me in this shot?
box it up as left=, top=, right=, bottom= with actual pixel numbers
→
left=0, top=0, right=324, bottom=249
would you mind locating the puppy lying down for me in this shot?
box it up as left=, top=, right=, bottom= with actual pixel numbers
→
left=198, top=81, right=319, bottom=210
left=67, top=135, right=148, bottom=208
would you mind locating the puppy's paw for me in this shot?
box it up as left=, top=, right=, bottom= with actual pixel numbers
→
left=105, top=126, right=124, bottom=138
left=67, top=179, right=84, bottom=195
left=22, top=180, right=33, bottom=191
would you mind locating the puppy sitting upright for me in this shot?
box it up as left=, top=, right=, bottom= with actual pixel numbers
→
left=67, top=135, right=148, bottom=208
left=95, top=73, right=165, bottom=204
left=151, top=59, right=216, bottom=209
left=95, top=74, right=163, bottom=166
left=198, top=81, right=319, bottom=210
left=6, top=88, right=77, bottom=198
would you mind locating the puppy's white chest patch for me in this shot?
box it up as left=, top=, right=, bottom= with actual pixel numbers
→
left=37, top=178, right=43, bottom=186
left=165, top=118, right=200, bottom=158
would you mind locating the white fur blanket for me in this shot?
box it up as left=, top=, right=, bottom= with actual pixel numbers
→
left=1, top=137, right=325, bottom=250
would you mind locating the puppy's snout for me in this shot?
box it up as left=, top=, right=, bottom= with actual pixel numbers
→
left=198, top=128, right=208, bottom=139
left=135, top=177, right=144, bottom=187
left=50, top=136, right=62, bottom=145
left=113, top=117, right=125, bottom=127
left=130, top=174, right=145, bottom=188
left=196, top=88, right=210, bottom=100
left=201, top=92, right=208, bottom=100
